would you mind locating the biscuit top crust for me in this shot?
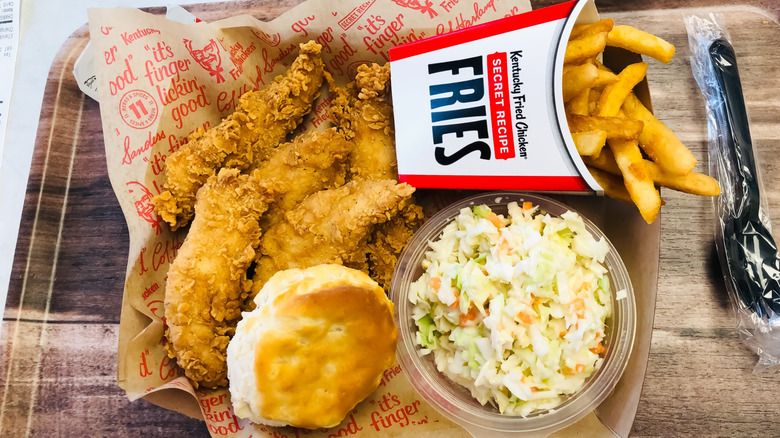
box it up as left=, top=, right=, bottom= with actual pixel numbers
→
left=251, top=265, right=397, bottom=429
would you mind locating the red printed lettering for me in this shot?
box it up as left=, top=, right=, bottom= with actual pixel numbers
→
left=369, top=398, right=422, bottom=430
left=121, top=130, right=165, bottom=165
left=159, top=354, right=178, bottom=381
left=291, top=15, right=316, bottom=37
left=487, top=52, right=514, bottom=159
left=261, top=44, right=296, bottom=74
left=327, top=413, right=363, bottom=437
left=378, top=364, right=402, bottom=387
left=316, top=27, right=335, bottom=54
left=139, top=349, right=152, bottom=377
left=338, top=0, right=376, bottom=31
left=104, top=46, right=118, bottom=65
left=328, top=34, right=357, bottom=76
left=199, top=393, right=227, bottom=413
left=143, top=57, right=191, bottom=88
left=109, top=56, right=139, bottom=96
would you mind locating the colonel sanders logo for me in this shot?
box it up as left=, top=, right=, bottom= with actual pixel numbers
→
left=250, top=29, right=281, bottom=47
left=183, top=38, right=225, bottom=83
left=127, top=181, right=163, bottom=235
left=391, top=0, right=437, bottom=18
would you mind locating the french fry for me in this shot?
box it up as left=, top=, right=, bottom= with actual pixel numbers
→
left=588, top=89, right=601, bottom=115
left=581, top=147, right=621, bottom=175
left=565, top=31, right=608, bottom=64
left=586, top=166, right=633, bottom=203
left=645, top=161, right=721, bottom=196
left=594, top=62, right=647, bottom=117
left=562, top=63, right=599, bottom=101
left=566, top=89, right=590, bottom=115
left=606, top=25, right=676, bottom=64
left=593, top=58, right=612, bottom=73
left=569, top=18, right=615, bottom=41
left=609, top=139, right=661, bottom=224
left=593, top=68, right=619, bottom=88
left=583, top=147, right=721, bottom=197
left=567, top=114, right=644, bottom=140
left=621, top=93, right=697, bottom=175
left=571, top=130, right=608, bottom=156
left=563, top=18, right=716, bottom=223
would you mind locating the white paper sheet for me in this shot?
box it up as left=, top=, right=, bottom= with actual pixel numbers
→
left=0, top=0, right=20, bottom=159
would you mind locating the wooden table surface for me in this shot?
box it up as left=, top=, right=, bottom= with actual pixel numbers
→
left=3, top=1, right=780, bottom=437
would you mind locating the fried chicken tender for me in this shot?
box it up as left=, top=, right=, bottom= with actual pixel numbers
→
left=249, top=180, right=416, bottom=303
left=331, top=63, right=425, bottom=289
left=164, top=168, right=273, bottom=388
left=331, top=63, right=397, bottom=180
left=256, top=127, right=351, bottom=230
left=154, top=41, right=325, bottom=230
left=366, top=203, right=424, bottom=290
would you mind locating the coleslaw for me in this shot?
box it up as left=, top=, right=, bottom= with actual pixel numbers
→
left=409, top=202, right=614, bottom=416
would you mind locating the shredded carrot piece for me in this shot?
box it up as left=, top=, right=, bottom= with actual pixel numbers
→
left=590, top=342, right=604, bottom=355
left=571, top=298, right=586, bottom=318
left=531, top=387, right=538, bottom=393
left=523, top=201, right=533, bottom=210
left=496, top=237, right=512, bottom=255
left=559, top=330, right=567, bottom=337
left=486, top=212, right=504, bottom=228
left=449, top=295, right=459, bottom=309
left=517, top=309, right=535, bottom=325
left=575, top=364, right=586, bottom=373
left=459, top=305, right=478, bottom=326
left=429, top=277, right=441, bottom=291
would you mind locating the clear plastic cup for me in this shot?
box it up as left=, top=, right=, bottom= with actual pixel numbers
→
left=391, top=192, right=636, bottom=437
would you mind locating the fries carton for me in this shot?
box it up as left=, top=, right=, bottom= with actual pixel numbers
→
left=390, top=0, right=603, bottom=192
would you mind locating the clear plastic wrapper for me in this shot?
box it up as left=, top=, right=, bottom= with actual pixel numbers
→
left=685, top=13, right=780, bottom=368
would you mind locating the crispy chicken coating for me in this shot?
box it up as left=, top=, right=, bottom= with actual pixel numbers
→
left=331, top=63, right=424, bottom=289
left=249, top=180, right=416, bottom=304
left=154, top=41, right=325, bottom=230
left=256, top=127, right=351, bottom=230
left=366, top=203, right=424, bottom=290
left=163, top=168, right=273, bottom=388
left=331, top=63, right=397, bottom=181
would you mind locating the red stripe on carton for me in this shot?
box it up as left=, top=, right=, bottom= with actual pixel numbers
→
left=486, top=52, right=514, bottom=160
left=399, top=174, right=589, bottom=191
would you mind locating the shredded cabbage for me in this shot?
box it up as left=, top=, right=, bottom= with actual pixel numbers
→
left=410, top=203, right=612, bottom=416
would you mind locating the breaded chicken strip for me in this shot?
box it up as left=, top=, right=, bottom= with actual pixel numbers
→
left=249, top=180, right=416, bottom=303
left=154, top=41, right=325, bottom=230
left=366, top=203, right=424, bottom=290
left=331, top=63, right=397, bottom=181
left=256, top=127, right=351, bottom=230
left=164, top=168, right=273, bottom=388
left=332, top=63, right=424, bottom=289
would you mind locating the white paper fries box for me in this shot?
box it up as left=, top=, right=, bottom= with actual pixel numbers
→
left=389, top=0, right=601, bottom=192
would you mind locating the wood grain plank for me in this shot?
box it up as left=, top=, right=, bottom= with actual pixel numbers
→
left=1, top=322, right=207, bottom=436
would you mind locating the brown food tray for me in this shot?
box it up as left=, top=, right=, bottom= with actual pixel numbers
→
left=3, top=1, right=780, bottom=437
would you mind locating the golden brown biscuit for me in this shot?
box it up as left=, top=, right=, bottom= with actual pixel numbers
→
left=226, top=264, right=397, bottom=429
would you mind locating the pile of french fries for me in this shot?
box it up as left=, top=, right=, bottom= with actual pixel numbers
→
left=563, top=19, right=720, bottom=224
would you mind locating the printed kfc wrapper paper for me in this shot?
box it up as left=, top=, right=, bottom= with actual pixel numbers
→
left=87, top=0, right=657, bottom=437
